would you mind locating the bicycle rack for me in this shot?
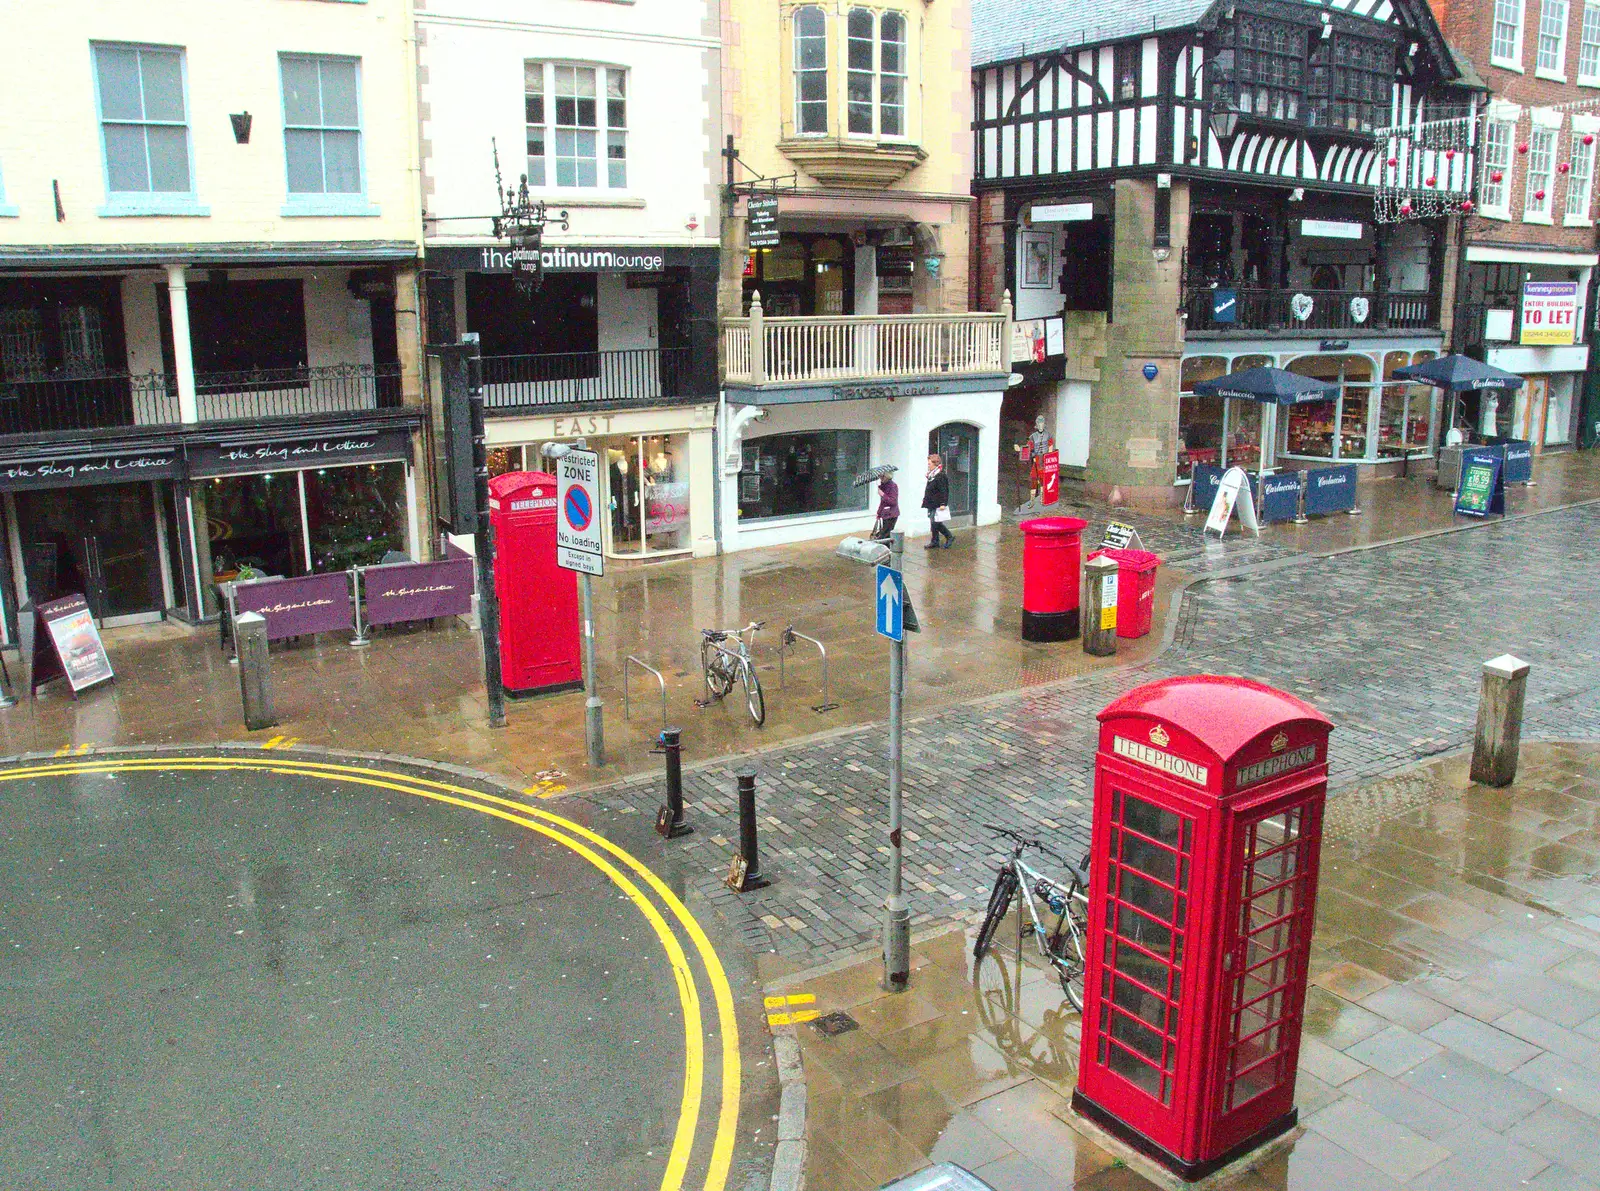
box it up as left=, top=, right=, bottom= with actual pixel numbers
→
left=778, top=624, right=837, bottom=712
left=623, top=655, right=667, bottom=729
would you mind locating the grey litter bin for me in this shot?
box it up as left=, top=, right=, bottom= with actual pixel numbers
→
left=877, top=1163, right=998, bottom=1191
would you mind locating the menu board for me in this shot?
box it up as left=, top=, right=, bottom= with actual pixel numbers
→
left=31, top=594, right=114, bottom=696
left=1455, top=452, right=1505, bottom=518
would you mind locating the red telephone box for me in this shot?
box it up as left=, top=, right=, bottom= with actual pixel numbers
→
left=489, top=471, right=583, bottom=696
left=1074, top=676, right=1333, bottom=1180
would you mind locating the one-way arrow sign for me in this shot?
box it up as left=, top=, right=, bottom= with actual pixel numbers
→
left=876, top=564, right=903, bottom=642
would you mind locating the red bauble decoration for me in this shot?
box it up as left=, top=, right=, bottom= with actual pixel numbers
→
left=1491, top=170, right=1505, bottom=183
left=1535, top=188, right=1547, bottom=200
left=1559, top=161, right=1572, bottom=174
left=1425, top=175, right=1437, bottom=187
left=1387, top=156, right=1399, bottom=167
left=1518, top=142, right=1530, bottom=154
left=1445, top=149, right=1456, bottom=160
left=1460, top=199, right=1475, bottom=213
left=1586, top=133, right=1597, bottom=146
left=1399, top=201, right=1414, bottom=216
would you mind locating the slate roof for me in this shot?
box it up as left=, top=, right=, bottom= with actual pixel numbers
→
left=970, top=0, right=1214, bottom=67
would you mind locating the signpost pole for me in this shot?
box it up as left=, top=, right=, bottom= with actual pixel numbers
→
left=580, top=568, right=605, bottom=767
left=465, top=335, right=507, bottom=729
left=884, top=529, right=909, bottom=992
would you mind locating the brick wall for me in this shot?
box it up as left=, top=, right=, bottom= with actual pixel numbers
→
left=972, top=189, right=1008, bottom=313
left=1431, top=0, right=1600, bottom=251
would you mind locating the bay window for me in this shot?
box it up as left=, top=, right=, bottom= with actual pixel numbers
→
left=794, top=7, right=828, bottom=134
left=847, top=9, right=907, bottom=136
left=524, top=61, right=627, bottom=189
left=1222, top=16, right=1394, bottom=135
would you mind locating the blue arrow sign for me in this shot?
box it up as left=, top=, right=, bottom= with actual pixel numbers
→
left=875, top=564, right=903, bottom=642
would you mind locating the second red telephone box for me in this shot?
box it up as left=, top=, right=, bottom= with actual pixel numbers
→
left=1074, top=675, right=1333, bottom=1180
left=489, top=471, right=582, bottom=695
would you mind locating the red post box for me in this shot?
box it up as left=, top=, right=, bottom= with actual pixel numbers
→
left=1074, top=676, right=1333, bottom=1180
left=1018, top=516, right=1087, bottom=642
left=1087, top=548, right=1161, bottom=640
left=489, top=471, right=583, bottom=696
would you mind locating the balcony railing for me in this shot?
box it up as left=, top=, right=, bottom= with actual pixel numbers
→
left=0, top=362, right=402, bottom=439
left=480, top=347, right=690, bottom=411
left=723, top=308, right=1008, bottom=385
left=1183, top=287, right=1440, bottom=334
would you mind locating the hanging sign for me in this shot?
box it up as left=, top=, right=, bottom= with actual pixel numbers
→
left=1203, top=466, right=1260, bottom=538
left=1349, top=296, right=1370, bottom=324
left=1039, top=449, right=1060, bottom=505
left=1455, top=448, right=1506, bottom=517
left=746, top=195, right=781, bottom=249
left=1520, top=281, right=1579, bottom=346
left=1100, top=521, right=1144, bottom=551
left=1211, top=290, right=1237, bottom=324
left=1290, top=293, right=1315, bottom=322
left=31, top=594, right=114, bottom=696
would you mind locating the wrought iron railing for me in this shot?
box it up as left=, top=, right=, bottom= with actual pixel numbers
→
left=193, top=362, right=403, bottom=420
left=479, top=347, right=690, bottom=410
left=1183, top=287, right=1440, bottom=333
left=0, top=371, right=179, bottom=436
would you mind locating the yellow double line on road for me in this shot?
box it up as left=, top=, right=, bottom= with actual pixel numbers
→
left=2, top=754, right=741, bottom=1191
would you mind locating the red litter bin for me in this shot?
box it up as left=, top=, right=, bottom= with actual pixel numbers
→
left=1088, top=548, right=1161, bottom=639
left=1019, top=516, right=1087, bottom=642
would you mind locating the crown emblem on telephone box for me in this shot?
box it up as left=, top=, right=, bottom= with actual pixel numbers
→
left=1149, top=725, right=1170, bottom=748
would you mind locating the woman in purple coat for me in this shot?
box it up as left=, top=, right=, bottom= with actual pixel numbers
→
left=872, top=475, right=900, bottom=540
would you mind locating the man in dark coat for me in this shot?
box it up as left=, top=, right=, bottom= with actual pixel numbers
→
left=921, top=454, right=954, bottom=548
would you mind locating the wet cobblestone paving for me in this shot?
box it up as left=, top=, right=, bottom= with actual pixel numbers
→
left=586, top=503, right=1600, bottom=966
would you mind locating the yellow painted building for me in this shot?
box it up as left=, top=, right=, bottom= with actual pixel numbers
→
left=720, top=0, right=976, bottom=317
left=0, top=0, right=426, bottom=631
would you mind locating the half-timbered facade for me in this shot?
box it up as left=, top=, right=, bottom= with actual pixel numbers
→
left=971, top=0, right=1480, bottom=506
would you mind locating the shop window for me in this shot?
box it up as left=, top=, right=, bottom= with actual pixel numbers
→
left=1284, top=354, right=1374, bottom=460
left=739, top=429, right=870, bottom=521
left=1545, top=374, right=1575, bottom=444
left=1177, top=357, right=1226, bottom=481
left=465, top=272, right=598, bottom=359
left=202, top=472, right=307, bottom=579
left=0, top=276, right=128, bottom=382
left=158, top=278, right=308, bottom=379
left=1378, top=351, right=1435, bottom=457
left=304, top=463, right=407, bottom=571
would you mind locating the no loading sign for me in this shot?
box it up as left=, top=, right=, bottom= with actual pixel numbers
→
left=555, top=447, right=604, bottom=574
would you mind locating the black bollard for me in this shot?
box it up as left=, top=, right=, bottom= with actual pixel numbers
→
left=654, top=727, right=693, bottom=838
left=726, top=769, right=770, bottom=891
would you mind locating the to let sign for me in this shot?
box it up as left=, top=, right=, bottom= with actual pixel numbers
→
left=1520, top=281, right=1579, bottom=346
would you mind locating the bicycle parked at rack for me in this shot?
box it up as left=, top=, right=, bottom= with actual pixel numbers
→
left=973, top=824, right=1091, bottom=1009
left=699, top=621, right=767, bottom=727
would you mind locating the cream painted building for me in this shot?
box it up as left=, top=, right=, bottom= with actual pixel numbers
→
left=0, top=0, right=424, bottom=631
left=415, top=0, right=724, bottom=560
left=718, top=0, right=1010, bottom=551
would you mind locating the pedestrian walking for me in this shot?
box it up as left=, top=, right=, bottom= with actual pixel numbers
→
left=872, top=473, right=900, bottom=540
left=922, top=454, right=954, bottom=549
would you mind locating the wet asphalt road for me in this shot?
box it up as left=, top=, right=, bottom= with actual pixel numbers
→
left=0, top=757, right=763, bottom=1191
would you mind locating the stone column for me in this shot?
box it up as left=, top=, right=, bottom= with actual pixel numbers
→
left=1470, top=654, right=1530, bottom=787
left=164, top=263, right=198, bottom=423
left=394, top=261, right=435, bottom=550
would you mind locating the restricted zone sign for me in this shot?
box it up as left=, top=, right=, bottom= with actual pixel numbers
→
left=556, top=447, right=604, bottom=575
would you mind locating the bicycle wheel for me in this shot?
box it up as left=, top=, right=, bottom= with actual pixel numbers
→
left=973, top=866, right=1019, bottom=961
left=743, top=667, right=766, bottom=726
left=703, top=644, right=734, bottom=697
left=1048, top=907, right=1089, bottom=1011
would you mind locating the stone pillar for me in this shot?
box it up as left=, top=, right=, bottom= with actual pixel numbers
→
left=973, top=189, right=1008, bottom=313
left=1470, top=654, right=1530, bottom=787
left=1083, top=555, right=1119, bottom=657
left=235, top=611, right=276, bottom=731
left=1438, top=214, right=1462, bottom=348
left=394, top=261, right=435, bottom=550
left=165, top=263, right=198, bottom=423
left=1084, top=178, right=1189, bottom=508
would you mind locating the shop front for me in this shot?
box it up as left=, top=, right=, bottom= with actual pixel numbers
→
left=185, top=426, right=418, bottom=618
left=484, top=405, right=717, bottom=560
left=1177, top=337, right=1444, bottom=484
left=0, top=442, right=187, bottom=635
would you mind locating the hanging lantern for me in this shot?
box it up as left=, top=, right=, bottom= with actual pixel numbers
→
left=1559, top=161, right=1572, bottom=174
left=1387, top=156, right=1399, bottom=168
left=1460, top=199, right=1475, bottom=213
left=1399, top=200, right=1413, bottom=216
left=1445, top=149, right=1456, bottom=160
left=1586, top=133, right=1596, bottom=146
left=1491, top=170, right=1505, bottom=183
left=1518, top=142, right=1530, bottom=154
left=1535, top=188, right=1547, bottom=200
left=1425, top=175, right=1437, bottom=187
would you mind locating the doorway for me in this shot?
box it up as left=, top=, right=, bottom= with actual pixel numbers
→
left=14, top=481, right=165, bottom=624
left=929, top=423, right=980, bottom=525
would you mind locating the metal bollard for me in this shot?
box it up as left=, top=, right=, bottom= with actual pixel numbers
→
left=1083, top=555, right=1119, bottom=658
left=654, top=727, right=693, bottom=838
left=1471, top=654, right=1530, bottom=787
left=235, top=611, right=276, bottom=731
left=725, top=769, right=770, bottom=892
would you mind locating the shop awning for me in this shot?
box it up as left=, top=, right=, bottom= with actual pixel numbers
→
left=1392, top=355, right=1525, bottom=392
left=1192, top=367, right=1340, bottom=405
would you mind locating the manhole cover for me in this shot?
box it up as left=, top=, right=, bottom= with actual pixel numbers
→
left=810, top=1011, right=859, bottom=1037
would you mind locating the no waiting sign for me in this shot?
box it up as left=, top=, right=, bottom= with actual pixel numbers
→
left=556, top=447, right=604, bottom=575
